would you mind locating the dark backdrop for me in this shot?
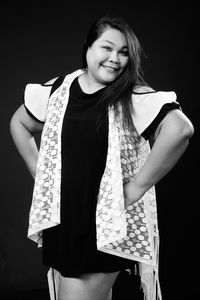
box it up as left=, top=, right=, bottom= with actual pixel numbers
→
left=0, top=2, right=199, bottom=299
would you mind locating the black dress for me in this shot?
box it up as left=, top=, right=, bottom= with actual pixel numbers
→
left=42, top=77, right=135, bottom=277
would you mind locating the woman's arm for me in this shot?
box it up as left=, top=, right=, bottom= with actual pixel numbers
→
left=124, top=109, right=194, bottom=206
left=10, top=104, right=44, bottom=179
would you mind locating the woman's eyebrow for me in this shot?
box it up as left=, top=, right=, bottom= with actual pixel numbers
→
left=102, top=40, right=115, bottom=45
left=102, top=40, right=128, bottom=48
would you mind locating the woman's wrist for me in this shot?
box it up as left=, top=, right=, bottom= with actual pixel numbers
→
left=124, top=180, right=147, bottom=207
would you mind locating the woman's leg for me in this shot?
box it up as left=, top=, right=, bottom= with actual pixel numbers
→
left=58, top=271, right=120, bottom=300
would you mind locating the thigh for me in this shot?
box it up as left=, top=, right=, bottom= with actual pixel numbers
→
left=58, top=271, right=120, bottom=300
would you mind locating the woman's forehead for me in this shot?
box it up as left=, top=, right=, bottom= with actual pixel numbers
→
left=97, top=27, right=127, bottom=47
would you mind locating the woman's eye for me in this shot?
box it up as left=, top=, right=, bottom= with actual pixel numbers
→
left=102, top=46, right=112, bottom=51
left=120, top=50, right=128, bottom=56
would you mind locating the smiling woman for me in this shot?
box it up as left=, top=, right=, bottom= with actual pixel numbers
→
left=10, top=15, right=194, bottom=300
left=82, top=28, right=129, bottom=90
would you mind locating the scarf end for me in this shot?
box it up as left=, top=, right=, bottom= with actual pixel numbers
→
left=140, top=265, right=162, bottom=300
left=47, top=268, right=60, bottom=300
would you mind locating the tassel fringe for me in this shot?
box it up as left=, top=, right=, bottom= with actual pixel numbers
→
left=140, top=267, right=162, bottom=300
left=139, top=234, right=162, bottom=300
left=47, top=268, right=60, bottom=300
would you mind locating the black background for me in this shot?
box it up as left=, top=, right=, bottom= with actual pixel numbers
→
left=0, top=1, right=199, bottom=299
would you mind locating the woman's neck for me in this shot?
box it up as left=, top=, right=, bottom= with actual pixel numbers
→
left=78, top=71, right=106, bottom=94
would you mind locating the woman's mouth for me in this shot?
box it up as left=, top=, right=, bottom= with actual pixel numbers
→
left=102, top=65, right=120, bottom=72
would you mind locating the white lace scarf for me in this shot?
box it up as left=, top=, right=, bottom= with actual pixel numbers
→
left=28, top=69, right=162, bottom=299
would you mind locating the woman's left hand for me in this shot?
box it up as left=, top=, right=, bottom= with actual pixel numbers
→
left=123, top=181, right=145, bottom=208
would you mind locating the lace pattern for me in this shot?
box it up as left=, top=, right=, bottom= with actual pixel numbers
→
left=28, top=69, right=159, bottom=266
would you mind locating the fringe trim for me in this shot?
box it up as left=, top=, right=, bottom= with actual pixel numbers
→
left=139, top=235, right=162, bottom=300
left=139, top=265, right=162, bottom=300
left=47, top=268, right=60, bottom=300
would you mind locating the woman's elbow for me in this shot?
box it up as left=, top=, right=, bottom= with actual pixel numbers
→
left=164, top=110, right=194, bottom=140
left=10, top=112, right=18, bottom=134
left=180, top=119, right=194, bottom=140
left=10, top=108, right=25, bottom=138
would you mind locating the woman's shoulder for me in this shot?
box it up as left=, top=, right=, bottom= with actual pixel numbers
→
left=43, top=77, right=62, bottom=86
left=132, top=85, right=177, bottom=104
left=133, top=85, right=155, bottom=94
left=44, top=75, right=66, bottom=97
left=42, top=69, right=83, bottom=86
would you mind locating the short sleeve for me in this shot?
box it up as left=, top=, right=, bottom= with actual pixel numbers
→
left=131, top=91, right=179, bottom=135
left=24, top=84, right=52, bottom=123
left=23, top=75, right=65, bottom=123
left=142, top=102, right=181, bottom=140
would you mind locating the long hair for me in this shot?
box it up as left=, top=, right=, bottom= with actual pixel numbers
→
left=82, top=15, right=147, bottom=130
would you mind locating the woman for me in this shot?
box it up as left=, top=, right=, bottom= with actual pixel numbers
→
left=10, top=15, right=194, bottom=300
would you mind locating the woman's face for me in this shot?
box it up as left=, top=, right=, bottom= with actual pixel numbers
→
left=86, top=27, right=129, bottom=86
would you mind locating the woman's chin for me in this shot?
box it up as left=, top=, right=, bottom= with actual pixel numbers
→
left=99, top=72, right=119, bottom=84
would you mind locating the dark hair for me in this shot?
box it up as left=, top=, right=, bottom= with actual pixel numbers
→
left=82, top=15, right=147, bottom=130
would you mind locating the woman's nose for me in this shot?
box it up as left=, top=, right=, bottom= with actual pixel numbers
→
left=109, top=51, right=119, bottom=64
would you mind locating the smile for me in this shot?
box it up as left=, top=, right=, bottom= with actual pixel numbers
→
left=102, top=65, right=120, bottom=72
